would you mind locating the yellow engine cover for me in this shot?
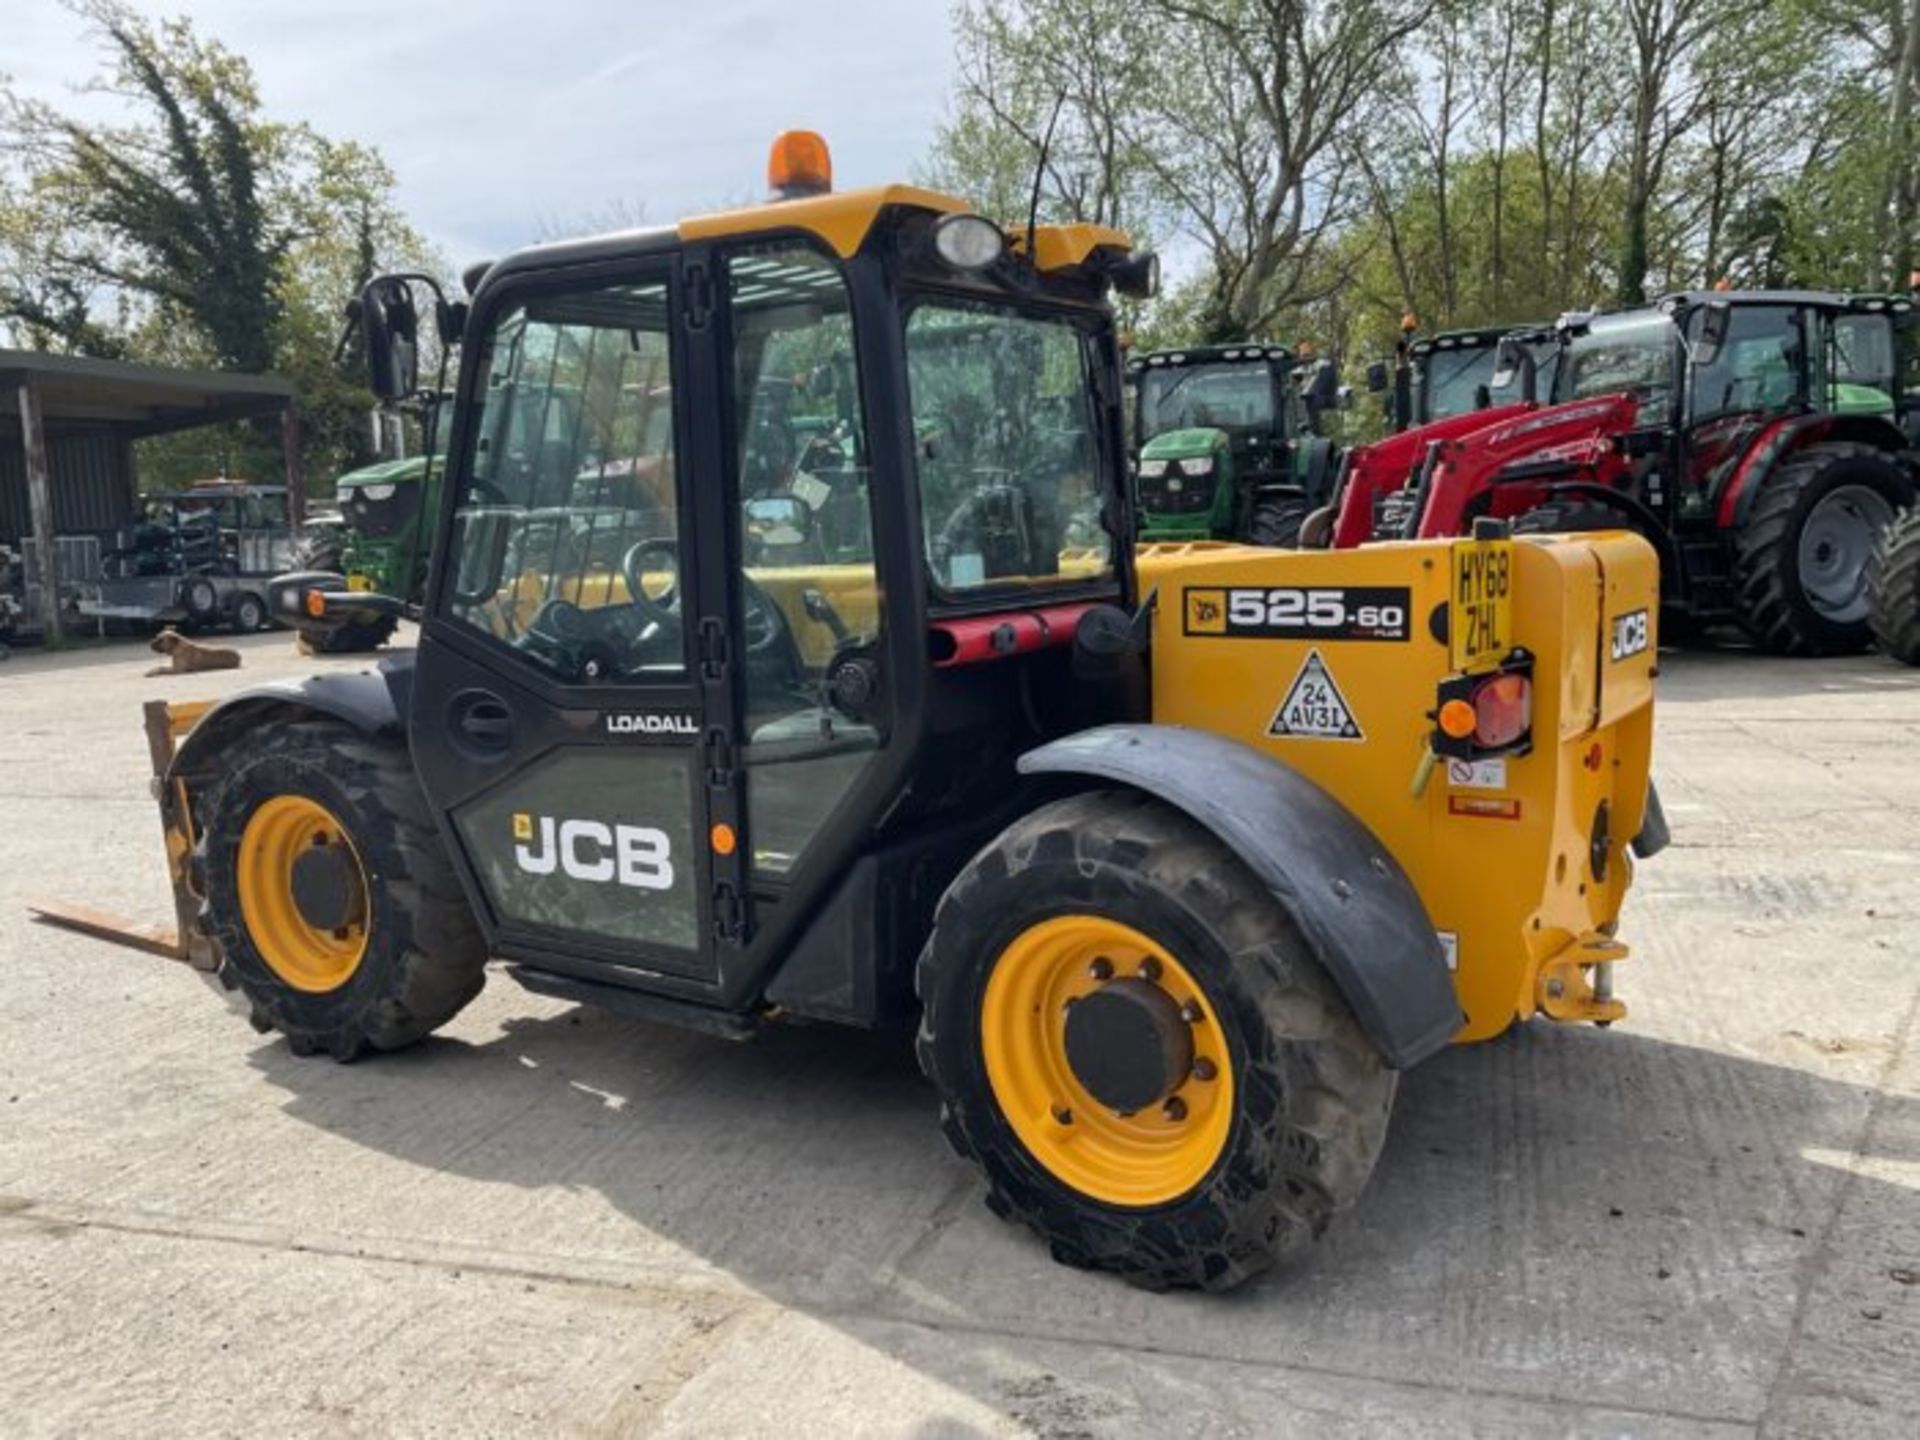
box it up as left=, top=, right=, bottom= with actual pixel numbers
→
left=1138, top=534, right=1659, bottom=1043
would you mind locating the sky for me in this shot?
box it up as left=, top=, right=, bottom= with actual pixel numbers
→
left=5, top=0, right=960, bottom=268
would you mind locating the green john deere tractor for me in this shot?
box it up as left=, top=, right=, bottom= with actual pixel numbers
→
left=291, top=419, right=448, bottom=653
left=1128, top=343, right=1342, bottom=546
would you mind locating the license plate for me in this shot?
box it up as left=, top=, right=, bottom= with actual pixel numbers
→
left=346, top=573, right=374, bottom=593
left=1450, top=538, right=1513, bottom=671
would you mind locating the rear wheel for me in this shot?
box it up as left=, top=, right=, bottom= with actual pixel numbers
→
left=1869, top=507, right=1920, bottom=665
left=1245, top=494, right=1309, bottom=548
left=916, top=789, right=1394, bottom=1291
left=195, top=718, right=488, bottom=1060
left=1734, top=443, right=1910, bottom=655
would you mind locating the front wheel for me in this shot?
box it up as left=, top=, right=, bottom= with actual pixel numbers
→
left=1869, top=507, right=1920, bottom=665
left=915, top=790, right=1394, bottom=1291
left=1245, top=494, right=1310, bottom=548
left=195, top=718, right=488, bottom=1060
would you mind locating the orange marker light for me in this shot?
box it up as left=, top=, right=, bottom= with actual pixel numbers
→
left=304, top=589, right=327, bottom=618
left=710, top=822, right=738, bottom=856
left=1401, top=311, right=1419, bottom=334
left=769, top=130, right=832, bottom=199
left=1438, top=699, right=1478, bottom=739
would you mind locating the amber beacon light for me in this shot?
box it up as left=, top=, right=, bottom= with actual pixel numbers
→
left=769, top=131, right=833, bottom=199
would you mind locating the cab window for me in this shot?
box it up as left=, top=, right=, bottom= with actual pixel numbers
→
left=904, top=301, right=1111, bottom=596
left=442, top=277, right=684, bottom=683
left=725, top=244, right=884, bottom=877
left=1688, top=305, right=1799, bottom=422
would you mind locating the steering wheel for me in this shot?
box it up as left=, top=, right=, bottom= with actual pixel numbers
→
left=621, top=537, right=681, bottom=627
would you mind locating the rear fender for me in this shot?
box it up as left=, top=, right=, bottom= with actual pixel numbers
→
left=1018, top=724, right=1463, bottom=1069
left=1714, top=414, right=1913, bottom=528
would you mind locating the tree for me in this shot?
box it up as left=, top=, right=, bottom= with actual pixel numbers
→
left=0, top=1, right=436, bottom=491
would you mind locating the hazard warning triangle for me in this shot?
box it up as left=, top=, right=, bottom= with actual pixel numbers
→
left=1268, top=648, right=1364, bottom=740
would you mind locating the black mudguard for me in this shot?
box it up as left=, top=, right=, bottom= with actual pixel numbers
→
left=169, top=654, right=414, bottom=783
left=1019, top=724, right=1463, bottom=1069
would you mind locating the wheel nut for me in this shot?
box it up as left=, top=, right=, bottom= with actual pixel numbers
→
left=1162, top=1096, right=1187, bottom=1122
left=1051, top=1105, right=1073, bottom=1125
left=1138, top=956, right=1162, bottom=982
left=1180, top=1000, right=1204, bottom=1024
left=1192, top=1056, right=1217, bottom=1082
left=1088, top=956, right=1113, bottom=981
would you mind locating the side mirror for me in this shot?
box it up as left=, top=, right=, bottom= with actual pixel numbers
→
left=1472, top=382, right=1493, bottom=411
left=361, top=277, right=421, bottom=401
left=1365, top=360, right=1389, bottom=393
left=744, top=495, right=813, bottom=550
left=1303, top=358, right=1339, bottom=412
left=1693, top=301, right=1732, bottom=368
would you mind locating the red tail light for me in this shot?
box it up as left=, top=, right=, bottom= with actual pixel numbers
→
left=1471, top=672, right=1532, bottom=750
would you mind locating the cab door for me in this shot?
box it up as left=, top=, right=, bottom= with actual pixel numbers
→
left=407, top=256, right=742, bottom=990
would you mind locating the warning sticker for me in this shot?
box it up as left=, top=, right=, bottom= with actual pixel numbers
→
left=1445, top=757, right=1508, bottom=790
left=1269, top=649, right=1363, bottom=740
left=1437, top=931, right=1459, bottom=972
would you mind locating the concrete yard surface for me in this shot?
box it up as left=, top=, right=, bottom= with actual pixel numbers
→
left=1, top=630, right=1917, bottom=1437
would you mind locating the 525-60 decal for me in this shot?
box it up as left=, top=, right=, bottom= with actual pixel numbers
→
left=1184, top=585, right=1412, bottom=642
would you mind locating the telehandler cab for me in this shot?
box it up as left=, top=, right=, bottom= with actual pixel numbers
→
left=50, top=134, right=1665, bottom=1290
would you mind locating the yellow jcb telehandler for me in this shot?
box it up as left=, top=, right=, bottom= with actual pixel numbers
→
left=41, top=133, right=1665, bottom=1290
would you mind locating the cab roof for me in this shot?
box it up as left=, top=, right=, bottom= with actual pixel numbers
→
left=1127, top=342, right=1297, bottom=371
left=477, top=184, right=1134, bottom=288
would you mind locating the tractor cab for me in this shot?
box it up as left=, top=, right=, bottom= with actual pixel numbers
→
left=1369, top=322, right=1560, bottom=432
left=1332, top=289, right=1918, bottom=653
left=1128, top=342, right=1339, bottom=544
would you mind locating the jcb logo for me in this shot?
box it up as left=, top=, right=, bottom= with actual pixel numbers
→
left=512, top=813, right=674, bottom=891
left=1185, top=589, right=1227, bottom=634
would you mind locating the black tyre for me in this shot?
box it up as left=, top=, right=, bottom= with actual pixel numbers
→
left=290, top=532, right=344, bottom=573
left=180, top=576, right=220, bottom=623
left=1733, top=442, right=1912, bottom=656
left=916, top=789, right=1394, bottom=1291
left=231, top=591, right=266, bottom=633
left=195, top=718, right=488, bottom=1060
left=287, top=533, right=397, bottom=653
left=1869, top=506, right=1920, bottom=666
left=1245, top=494, right=1309, bottom=548
left=303, top=613, right=400, bottom=654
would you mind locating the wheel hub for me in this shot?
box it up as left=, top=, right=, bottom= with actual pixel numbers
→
left=1063, top=978, right=1193, bottom=1113
left=290, top=837, right=364, bottom=933
left=1797, top=484, right=1894, bottom=622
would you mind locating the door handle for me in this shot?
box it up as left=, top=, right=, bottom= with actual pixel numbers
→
left=450, top=690, right=512, bottom=754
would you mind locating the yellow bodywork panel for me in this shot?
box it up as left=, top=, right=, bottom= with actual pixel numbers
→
left=1140, top=532, right=1659, bottom=1044
left=679, top=186, right=1133, bottom=272
left=680, top=185, right=969, bottom=258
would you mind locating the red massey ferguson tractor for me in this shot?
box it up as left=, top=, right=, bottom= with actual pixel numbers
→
left=1321, top=290, right=1920, bottom=654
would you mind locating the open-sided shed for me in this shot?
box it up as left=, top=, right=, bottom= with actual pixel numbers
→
left=0, top=350, right=299, bottom=642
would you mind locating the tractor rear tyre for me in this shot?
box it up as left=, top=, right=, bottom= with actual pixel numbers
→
left=915, top=789, right=1394, bottom=1291
left=288, top=532, right=398, bottom=653
left=194, top=718, right=488, bottom=1061
left=1869, top=507, right=1920, bottom=665
left=1733, top=443, right=1910, bottom=656
left=1246, top=494, right=1310, bottom=548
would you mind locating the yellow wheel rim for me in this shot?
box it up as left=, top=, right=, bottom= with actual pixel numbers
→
left=981, top=915, right=1235, bottom=1208
left=235, top=794, right=370, bottom=994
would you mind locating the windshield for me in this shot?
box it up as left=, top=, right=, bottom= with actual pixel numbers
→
left=1137, top=363, right=1276, bottom=441
left=1417, top=344, right=1501, bottom=421
left=904, top=300, right=1112, bottom=596
left=1561, top=314, right=1677, bottom=425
